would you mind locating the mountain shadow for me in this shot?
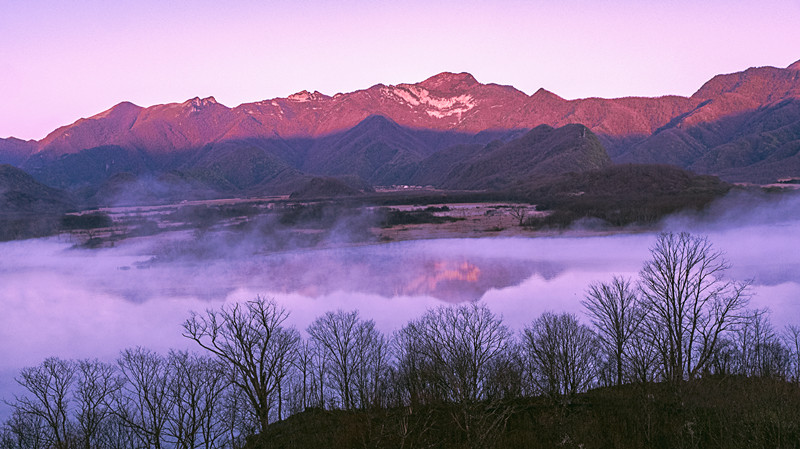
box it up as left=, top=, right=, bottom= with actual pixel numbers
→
left=615, top=98, right=800, bottom=184
left=14, top=116, right=527, bottom=204
left=418, top=123, right=611, bottom=190
left=0, top=164, right=75, bottom=215
left=0, top=164, right=77, bottom=241
left=520, top=164, right=731, bottom=227
left=0, top=137, right=37, bottom=166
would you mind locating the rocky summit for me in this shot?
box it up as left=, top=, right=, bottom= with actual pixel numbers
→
left=2, top=60, right=800, bottom=198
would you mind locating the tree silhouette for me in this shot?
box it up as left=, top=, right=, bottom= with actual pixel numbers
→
left=182, top=296, right=299, bottom=432
left=583, top=276, right=643, bottom=386
left=639, top=232, right=750, bottom=382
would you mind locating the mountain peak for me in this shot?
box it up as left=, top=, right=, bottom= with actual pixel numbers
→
left=418, top=72, right=479, bottom=91
left=349, top=114, right=402, bottom=133
left=287, top=90, right=328, bottom=102
left=789, top=59, right=800, bottom=71
left=531, top=88, right=565, bottom=103
left=184, top=96, right=219, bottom=109
left=88, top=101, right=142, bottom=120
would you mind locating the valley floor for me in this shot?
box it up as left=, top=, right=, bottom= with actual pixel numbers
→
left=375, top=203, right=541, bottom=241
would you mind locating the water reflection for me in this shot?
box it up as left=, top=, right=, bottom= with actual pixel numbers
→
left=35, top=238, right=565, bottom=305
left=0, top=234, right=645, bottom=366
left=1, top=224, right=800, bottom=417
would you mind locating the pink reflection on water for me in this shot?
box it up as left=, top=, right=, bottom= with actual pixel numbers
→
left=1, top=226, right=800, bottom=418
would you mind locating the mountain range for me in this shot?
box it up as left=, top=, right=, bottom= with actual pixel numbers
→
left=2, top=59, right=800, bottom=204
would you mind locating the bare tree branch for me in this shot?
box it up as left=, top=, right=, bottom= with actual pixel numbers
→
left=638, top=232, right=750, bottom=382
left=182, top=296, right=299, bottom=433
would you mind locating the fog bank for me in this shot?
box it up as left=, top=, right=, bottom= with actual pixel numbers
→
left=2, top=190, right=800, bottom=417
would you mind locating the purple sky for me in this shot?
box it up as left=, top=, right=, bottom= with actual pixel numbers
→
left=2, top=0, right=799, bottom=140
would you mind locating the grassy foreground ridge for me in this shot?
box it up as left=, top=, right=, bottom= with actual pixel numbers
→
left=248, top=377, right=800, bottom=449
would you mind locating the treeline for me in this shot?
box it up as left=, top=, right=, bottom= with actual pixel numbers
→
left=0, top=215, right=65, bottom=242
left=521, top=164, right=732, bottom=228
left=0, top=212, right=115, bottom=244
left=3, top=233, right=800, bottom=449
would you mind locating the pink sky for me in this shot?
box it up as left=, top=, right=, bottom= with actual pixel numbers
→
left=1, top=0, right=799, bottom=140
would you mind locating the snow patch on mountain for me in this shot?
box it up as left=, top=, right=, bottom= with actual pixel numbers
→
left=420, top=92, right=475, bottom=111
left=425, top=106, right=472, bottom=119
left=384, top=87, right=421, bottom=106
left=383, top=85, right=476, bottom=118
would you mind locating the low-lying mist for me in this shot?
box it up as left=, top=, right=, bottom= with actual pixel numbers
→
left=1, top=189, right=800, bottom=418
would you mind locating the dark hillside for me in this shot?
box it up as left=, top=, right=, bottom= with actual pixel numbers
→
left=288, top=176, right=366, bottom=199
left=689, top=100, right=800, bottom=183
left=22, top=145, right=154, bottom=190
left=618, top=99, right=800, bottom=183
left=409, top=142, right=489, bottom=186
left=182, top=140, right=307, bottom=192
left=90, top=171, right=221, bottom=207
left=521, top=164, right=731, bottom=227
left=301, top=115, right=434, bottom=185
left=430, top=124, right=611, bottom=190
left=0, top=164, right=77, bottom=240
left=0, top=137, right=37, bottom=166
left=0, top=164, right=75, bottom=215
left=246, top=377, right=800, bottom=449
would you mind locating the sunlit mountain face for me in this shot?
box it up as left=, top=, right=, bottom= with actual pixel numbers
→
left=4, top=60, right=800, bottom=197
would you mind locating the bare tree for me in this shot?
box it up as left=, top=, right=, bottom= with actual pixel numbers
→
left=759, top=340, right=791, bottom=379
left=0, top=426, right=11, bottom=449
left=483, top=343, right=524, bottom=400
left=288, top=340, right=315, bottom=414
left=638, top=232, right=749, bottom=382
left=182, top=296, right=299, bottom=433
left=400, top=302, right=512, bottom=404
left=218, top=386, right=256, bottom=449
left=626, top=322, right=660, bottom=383
left=784, top=325, right=800, bottom=383
left=73, top=359, right=121, bottom=449
left=582, top=276, right=643, bottom=386
left=3, top=408, right=48, bottom=449
left=522, top=312, right=598, bottom=398
left=0, top=424, right=15, bottom=449
left=114, top=347, right=173, bottom=449
left=164, top=351, right=230, bottom=449
left=307, top=310, right=358, bottom=410
left=734, top=309, right=777, bottom=377
left=508, top=205, right=529, bottom=226
left=309, top=343, right=327, bottom=409
left=307, top=309, right=389, bottom=410
left=399, top=303, right=514, bottom=449
left=354, top=322, right=391, bottom=410
left=392, top=323, right=429, bottom=407
left=706, top=337, right=738, bottom=376
left=96, top=415, right=138, bottom=449
left=271, top=333, right=299, bottom=422
left=11, top=357, right=76, bottom=449
left=740, top=310, right=792, bottom=379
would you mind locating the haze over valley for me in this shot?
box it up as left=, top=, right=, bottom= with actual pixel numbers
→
left=2, top=2, right=800, bottom=443
left=2, top=58, right=800, bottom=392
left=2, top=186, right=800, bottom=421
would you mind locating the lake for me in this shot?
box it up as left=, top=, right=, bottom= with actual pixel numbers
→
left=2, top=194, right=800, bottom=417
